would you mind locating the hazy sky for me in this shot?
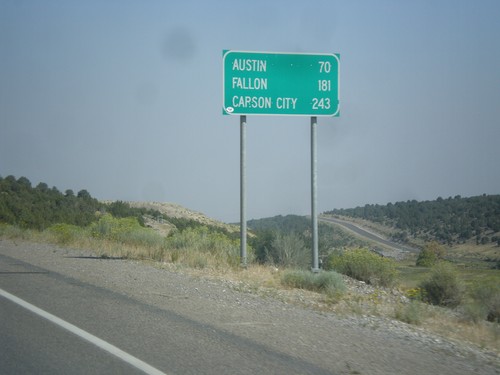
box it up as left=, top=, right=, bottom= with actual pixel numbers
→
left=1, top=1, right=500, bottom=222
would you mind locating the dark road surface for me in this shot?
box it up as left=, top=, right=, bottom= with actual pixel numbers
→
left=320, top=216, right=420, bottom=254
left=0, top=252, right=331, bottom=375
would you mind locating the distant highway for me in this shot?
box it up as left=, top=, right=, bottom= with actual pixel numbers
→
left=319, top=216, right=420, bottom=254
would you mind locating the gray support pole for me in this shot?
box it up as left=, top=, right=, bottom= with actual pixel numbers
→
left=240, top=115, right=247, bottom=268
left=311, top=116, right=319, bottom=272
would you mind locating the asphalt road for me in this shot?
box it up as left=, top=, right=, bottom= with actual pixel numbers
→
left=0, top=252, right=332, bottom=375
left=0, top=295, right=141, bottom=375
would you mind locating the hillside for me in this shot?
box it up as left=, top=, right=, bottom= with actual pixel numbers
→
left=325, top=195, right=500, bottom=247
left=0, top=175, right=237, bottom=236
left=2, top=174, right=498, bottom=261
left=126, top=201, right=239, bottom=234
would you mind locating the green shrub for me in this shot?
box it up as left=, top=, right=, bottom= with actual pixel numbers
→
left=90, top=214, right=139, bottom=240
left=326, top=248, right=398, bottom=287
left=405, top=287, right=426, bottom=301
left=419, top=262, right=463, bottom=307
left=47, top=223, right=85, bottom=245
left=119, top=228, right=165, bottom=249
left=90, top=214, right=163, bottom=248
left=0, top=224, right=24, bottom=239
left=188, top=252, right=209, bottom=269
left=462, top=302, right=490, bottom=323
left=416, top=241, right=446, bottom=267
left=395, top=301, right=423, bottom=325
left=281, top=270, right=345, bottom=297
left=166, top=226, right=245, bottom=269
left=467, top=280, right=500, bottom=323
left=271, top=232, right=309, bottom=268
left=416, top=249, right=437, bottom=267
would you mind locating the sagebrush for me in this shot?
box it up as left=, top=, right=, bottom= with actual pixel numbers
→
left=281, top=270, right=346, bottom=297
left=326, top=248, right=398, bottom=287
left=419, top=262, right=463, bottom=307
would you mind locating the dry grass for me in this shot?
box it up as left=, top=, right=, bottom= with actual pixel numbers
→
left=176, top=264, right=283, bottom=291
left=422, top=306, right=500, bottom=352
left=448, top=241, right=500, bottom=264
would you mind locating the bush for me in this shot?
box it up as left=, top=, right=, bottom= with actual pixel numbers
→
left=416, top=249, right=436, bottom=267
left=416, top=241, right=446, bottom=267
left=395, top=301, right=423, bottom=325
left=47, top=223, right=85, bottom=245
left=326, top=248, right=398, bottom=287
left=405, top=288, right=426, bottom=301
left=281, top=270, right=345, bottom=297
left=467, top=280, right=500, bottom=323
left=249, top=229, right=275, bottom=264
left=90, top=214, right=163, bottom=248
left=0, top=224, right=34, bottom=240
left=271, top=232, right=309, bottom=268
left=90, top=214, right=138, bottom=240
left=419, top=262, right=463, bottom=307
left=87, top=214, right=167, bottom=260
left=462, top=302, right=490, bottom=323
left=166, top=226, right=244, bottom=269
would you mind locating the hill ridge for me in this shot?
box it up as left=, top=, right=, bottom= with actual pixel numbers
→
left=325, top=194, right=500, bottom=246
left=126, top=201, right=239, bottom=233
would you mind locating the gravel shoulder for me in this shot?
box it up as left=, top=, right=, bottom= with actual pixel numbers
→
left=1, top=239, right=498, bottom=375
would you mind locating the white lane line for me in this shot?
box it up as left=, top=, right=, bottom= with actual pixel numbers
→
left=0, top=287, right=167, bottom=375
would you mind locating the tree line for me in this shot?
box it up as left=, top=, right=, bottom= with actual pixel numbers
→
left=0, top=175, right=238, bottom=238
left=0, top=175, right=103, bottom=229
left=0, top=175, right=169, bottom=230
left=325, top=194, right=500, bottom=245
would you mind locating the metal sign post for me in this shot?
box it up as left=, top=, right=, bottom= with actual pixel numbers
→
left=240, top=115, right=247, bottom=268
left=311, top=116, right=319, bottom=272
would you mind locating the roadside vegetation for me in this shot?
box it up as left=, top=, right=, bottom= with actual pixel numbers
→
left=1, top=175, right=499, bottom=353
left=326, top=247, right=398, bottom=287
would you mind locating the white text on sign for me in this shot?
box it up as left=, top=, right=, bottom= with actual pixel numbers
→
left=230, top=58, right=298, bottom=111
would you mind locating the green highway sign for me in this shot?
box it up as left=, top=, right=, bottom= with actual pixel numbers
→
left=223, top=50, right=339, bottom=116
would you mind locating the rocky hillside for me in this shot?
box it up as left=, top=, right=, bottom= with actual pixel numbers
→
left=127, top=201, right=239, bottom=234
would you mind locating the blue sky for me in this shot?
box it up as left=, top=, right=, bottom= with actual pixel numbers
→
left=1, top=0, right=500, bottom=222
